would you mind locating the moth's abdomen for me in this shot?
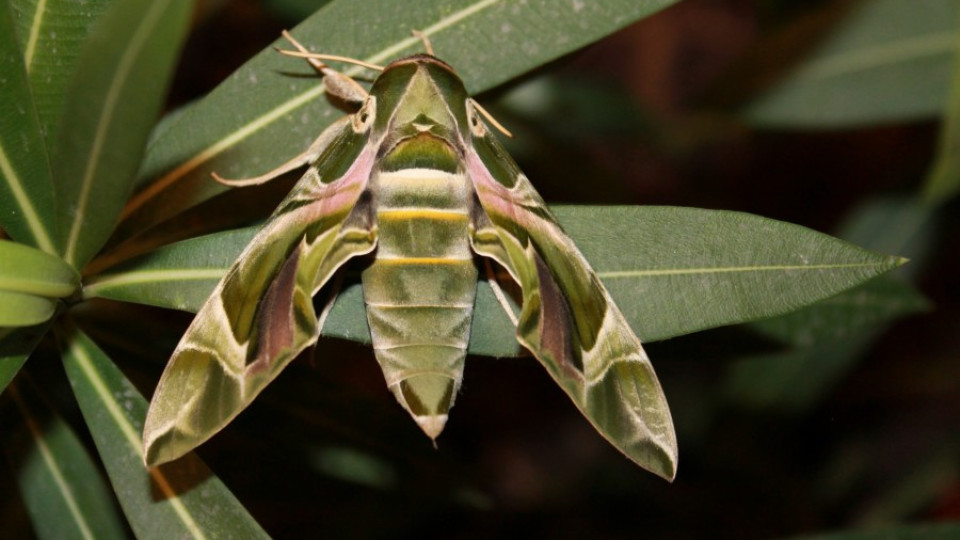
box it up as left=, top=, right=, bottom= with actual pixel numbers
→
left=362, top=167, right=476, bottom=439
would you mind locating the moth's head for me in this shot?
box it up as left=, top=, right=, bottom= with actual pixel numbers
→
left=367, top=55, right=473, bottom=141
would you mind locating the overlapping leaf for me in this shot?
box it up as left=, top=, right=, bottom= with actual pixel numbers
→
left=745, top=0, right=960, bottom=127
left=110, top=0, right=682, bottom=259
left=724, top=195, right=931, bottom=412
left=0, top=1, right=56, bottom=253
left=0, top=324, right=50, bottom=395
left=52, top=0, right=191, bottom=268
left=2, top=381, right=127, bottom=540
left=9, top=0, right=113, bottom=144
left=86, top=206, right=904, bottom=357
left=59, top=327, right=268, bottom=540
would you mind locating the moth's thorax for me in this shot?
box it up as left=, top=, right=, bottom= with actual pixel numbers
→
left=384, top=53, right=457, bottom=74
left=371, top=57, right=471, bottom=140
left=380, top=132, right=460, bottom=173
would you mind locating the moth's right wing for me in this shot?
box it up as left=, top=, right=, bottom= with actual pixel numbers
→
left=143, top=118, right=378, bottom=466
left=467, top=129, right=677, bottom=481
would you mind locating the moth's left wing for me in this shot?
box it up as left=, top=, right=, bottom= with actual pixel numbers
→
left=467, top=134, right=678, bottom=480
left=143, top=119, right=378, bottom=466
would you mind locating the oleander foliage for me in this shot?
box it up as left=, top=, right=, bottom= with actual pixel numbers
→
left=0, top=0, right=955, bottom=538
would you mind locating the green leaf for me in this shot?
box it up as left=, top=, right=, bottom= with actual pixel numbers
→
left=0, top=1, right=57, bottom=253
left=52, top=0, right=191, bottom=268
left=745, top=0, right=960, bottom=127
left=791, top=522, right=960, bottom=540
left=114, top=0, right=681, bottom=254
left=0, top=324, right=50, bottom=395
left=553, top=206, right=905, bottom=342
left=723, top=195, right=932, bottom=413
left=84, top=226, right=257, bottom=312
left=85, top=206, right=904, bottom=356
left=58, top=326, right=269, bottom=540
left=2, top=381, right=127, bottom=540
left=9, top=0, right=113, bottom=144
left=0, top=291, right=56, bottom=327
left=0, top=240, right=79, bottom=297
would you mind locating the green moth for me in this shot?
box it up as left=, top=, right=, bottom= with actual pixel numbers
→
left=142, top=32, right=678, bottom=480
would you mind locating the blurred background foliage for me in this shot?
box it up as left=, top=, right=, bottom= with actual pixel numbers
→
left=2, top=0, right=959, bottom=537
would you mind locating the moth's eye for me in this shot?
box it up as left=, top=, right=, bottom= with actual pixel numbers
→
left=353, top=96, right=376, bottom=133
left=467, top=101, right=486, bottom=137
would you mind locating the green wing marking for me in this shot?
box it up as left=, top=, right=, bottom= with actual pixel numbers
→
left=468, top=133, right=678, bottom=481
left=142, top=122, right=378, bottom=466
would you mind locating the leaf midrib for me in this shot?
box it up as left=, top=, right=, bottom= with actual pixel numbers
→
left=84, top=259, right=900, bottom=298
left=62, top=0, right=169, bottom=266
left=9, top=385, right=96, bottom=540
left=23, top=0, right=49, bottom=72
left=599, top=260, right=901, bottom=279
left=0, top=143, right=56, bottom=252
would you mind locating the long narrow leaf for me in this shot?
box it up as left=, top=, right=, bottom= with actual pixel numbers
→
left=2, top=381, right=127, bottom=540
left=9, top=0, right=113, bottom=144
left=745, top=0, right=960, bottom=127
left=52, top=0, right=191, bottom=268
left=0, top=291, right=56, bottom=327
left=58, top=326, right=269, bottom=540
left=0, top=1, right=56, bottom=253
left=85, top=206, right=905, bottom=356
left=553, top=206, right=905, bottom=342
left=0, top=324, right=50, bottom=395
left=723, top=194, right=932, bottom=412
left=112, top=0, right=681, bottom=254
left=0, top=239, right=79, bottom=297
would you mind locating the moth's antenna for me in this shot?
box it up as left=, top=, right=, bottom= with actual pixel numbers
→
left=471, top=99, right=514, bottom=138
left=277, top=31, right=384, bottom=72
left=411, top=30, right=435, bottom=55
left=276, top=49, right=385, bottom=72
left=280, top=30, right=326, bottom=72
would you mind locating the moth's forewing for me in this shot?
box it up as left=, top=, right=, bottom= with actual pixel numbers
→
left=467, top=118, right=678, bottom=481
left=142, top=117, right=379, bottom=466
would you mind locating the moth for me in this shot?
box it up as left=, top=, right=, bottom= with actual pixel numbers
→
left=142, top=31, right=678, bottom=480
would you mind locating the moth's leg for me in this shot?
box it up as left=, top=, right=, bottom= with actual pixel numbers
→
left=469, top=98, right=514, bottom=138
left=304, top=270, right=345, bottom=368
left=212, top=117, right=350, bottom=187
left=280, top=30, right=372, bottom=104
left=411, top=30, right=435, bottom=55
left=483, top=258, right=519, bottom=327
